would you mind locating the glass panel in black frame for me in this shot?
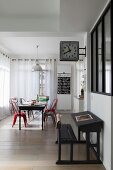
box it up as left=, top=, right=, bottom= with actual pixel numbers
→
left=92, top=31, right=97, bottom=92
left=98, top=22, right=102, bottom=92
left=104, top=9, right=111, bottom=94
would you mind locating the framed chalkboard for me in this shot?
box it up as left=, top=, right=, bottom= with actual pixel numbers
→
left=57, top=77, right=70, bottom=94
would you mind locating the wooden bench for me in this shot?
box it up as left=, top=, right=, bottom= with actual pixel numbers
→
left=56, top=112, right=103, bottom=164
left=56, top=114, right=77, bottom=164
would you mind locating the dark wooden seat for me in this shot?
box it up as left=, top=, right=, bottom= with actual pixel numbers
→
left=58, top=123, right=77, bottom=144
left=56, top=114, right=77, bottom=164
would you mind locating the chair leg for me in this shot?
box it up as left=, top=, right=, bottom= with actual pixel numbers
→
left=12, top=113, right=18, bottom=127
left=51, top=114, right=55, bottom=124
left=44, top=114, right=48, bottom=122
left=32, top=111, right=34, bottom=118
left=28, top=110, right=34, bottom=119
left=21, top=113, right=27, bottom=127
left=28, top=111, right=30, bottom=119
left=12, top=112, right=27, bottom=128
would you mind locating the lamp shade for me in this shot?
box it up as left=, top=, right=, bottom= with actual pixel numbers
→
left=32, top=45, right=42, bottom=71
left=32, top=63, right=42, bottom=71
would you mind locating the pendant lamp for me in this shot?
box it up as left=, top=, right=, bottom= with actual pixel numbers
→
left=32, top=45, right=42, bottom=71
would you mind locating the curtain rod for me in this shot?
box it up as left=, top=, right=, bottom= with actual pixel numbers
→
left=11, top=58, right=57, bottom=61
left=0, top=51, right=10, bottom=59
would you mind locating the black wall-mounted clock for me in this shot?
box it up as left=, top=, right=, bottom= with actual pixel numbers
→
left=60, top=41, right=79, bottom=61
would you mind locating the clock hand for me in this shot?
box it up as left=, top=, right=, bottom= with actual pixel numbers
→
left=66, top=45, right=71, bottom=51
left=63, top=49, right=71, bottom=54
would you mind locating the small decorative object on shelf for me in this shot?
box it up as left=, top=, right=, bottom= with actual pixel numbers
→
left=79, top=89, right=84, bottom=99
left=81, top=88, right=84, bottom=96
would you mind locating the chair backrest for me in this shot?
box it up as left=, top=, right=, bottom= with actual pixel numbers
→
left=50, top=99, right=58, bottom=111
left=9, top=97, right=18, bottom=104
left=12, top=101, right=19, bottom=113
left=9, top=98, right=18, bottom=114
left=19, top=98, right=26, bottom=104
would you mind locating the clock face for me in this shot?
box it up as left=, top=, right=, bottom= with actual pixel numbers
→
left=60, top=41, right=79, bottom=61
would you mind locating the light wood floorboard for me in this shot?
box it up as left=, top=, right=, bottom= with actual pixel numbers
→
left=0, top=113, right=106, bottom=170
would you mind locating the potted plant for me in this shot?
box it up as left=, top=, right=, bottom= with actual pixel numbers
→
left=80, top=80, right=84, bottom=97
left=81, top=88, right=84, bottom=96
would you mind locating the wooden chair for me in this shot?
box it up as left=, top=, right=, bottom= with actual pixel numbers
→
left=12, top=101, right=27, bottom=127
left=44, top=99, right=58, bottom=124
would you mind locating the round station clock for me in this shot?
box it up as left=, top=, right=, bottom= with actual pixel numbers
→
left=60, top=41, right=79, bottom=61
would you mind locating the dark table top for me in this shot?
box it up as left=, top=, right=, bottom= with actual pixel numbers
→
left=18, top=104, right=45, bottom=111
left=71, top=111, right=103, bottom=130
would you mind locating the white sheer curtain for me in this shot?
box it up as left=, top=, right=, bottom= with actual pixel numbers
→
left=10, top=59, right=40, bottom=101
left=44, top=59, right=57, bottom=103
left=10, top=58, right=57, bottom=103
left=0, top=53, right=10, bottom=119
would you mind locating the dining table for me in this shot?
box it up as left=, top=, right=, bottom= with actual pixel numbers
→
left=18, top=103, right=46, bottom=130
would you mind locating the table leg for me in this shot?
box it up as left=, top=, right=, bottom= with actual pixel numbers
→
left=78, top=129, right=81, bottom=142
left=42, top=110, right=43, bottom=130
left=86, top=131, right=90, bottom=160
left=19, top=109, right=21, bottom=130
left=97, top=131, right=100, bottom=160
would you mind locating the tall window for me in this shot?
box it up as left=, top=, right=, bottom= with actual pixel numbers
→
left=0, top=53, right=10, bottom=119
left=92, top=31, right=97, bottom=92
left=39, top=64, right=47, bottom=96
left=98, top=22, right=102, bottom=92
left=104, top=10, right=111, bottom=94
left=10, top=59, right=57, bottom=102
left=91, top=3, right=112, bottom=95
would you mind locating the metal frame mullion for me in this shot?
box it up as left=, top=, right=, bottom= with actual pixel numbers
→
left=102, top=18, right=105, bottom=93
left=110, top=2, right=113, bottom=95
left=96, top=28, right=98, bottom=92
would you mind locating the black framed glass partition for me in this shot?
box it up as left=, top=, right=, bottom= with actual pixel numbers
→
left=98, top=22, right=102, bottom=92
left=91, top=3, right=112, bottom=96
left=91, top=31, right=97, bottom=92
left=104, top=9, right=111, bottom=94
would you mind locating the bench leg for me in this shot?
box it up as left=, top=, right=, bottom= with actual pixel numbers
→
left=86, top=131, right=90, bottom=160
left=97, top=131, right=100, bottom=161
left=58, top=142, right=61, bottom=161
left=70, top=143, right=73, bottom=161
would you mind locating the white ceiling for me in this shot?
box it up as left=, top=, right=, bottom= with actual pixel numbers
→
left=0, top=0, right=108, bottom=57
left=0, top=0, right=59, bottom=17
left=0, top=33, right=85, bottom=58
left=60, top=0, right=108, bottom=32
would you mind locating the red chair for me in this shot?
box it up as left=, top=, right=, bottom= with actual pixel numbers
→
left=12, top=101, right=27, bottom=127
left=19, top=98, right=34, bottom=119
left=9, top=97, right=18, bottom=114
left=44, top=99, right=58, bottom=124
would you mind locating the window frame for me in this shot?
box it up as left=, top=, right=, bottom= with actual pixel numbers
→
left=91, top=2, right=112, bottom=96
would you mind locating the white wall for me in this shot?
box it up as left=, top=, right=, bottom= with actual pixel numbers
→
left=57, top=61, right=76, bottom=111
left=111, top=97, right=113, bottom=170
left=83, top=33, right=90, bottom=111
left=89, top=2, right=112, bottom=170
left=91, top=94, right=111, bottom=170
left=75, top=32, right=90, bottom=112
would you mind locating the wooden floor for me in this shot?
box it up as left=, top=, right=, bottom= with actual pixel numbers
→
left=0, top=113, right=106, bottom=170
